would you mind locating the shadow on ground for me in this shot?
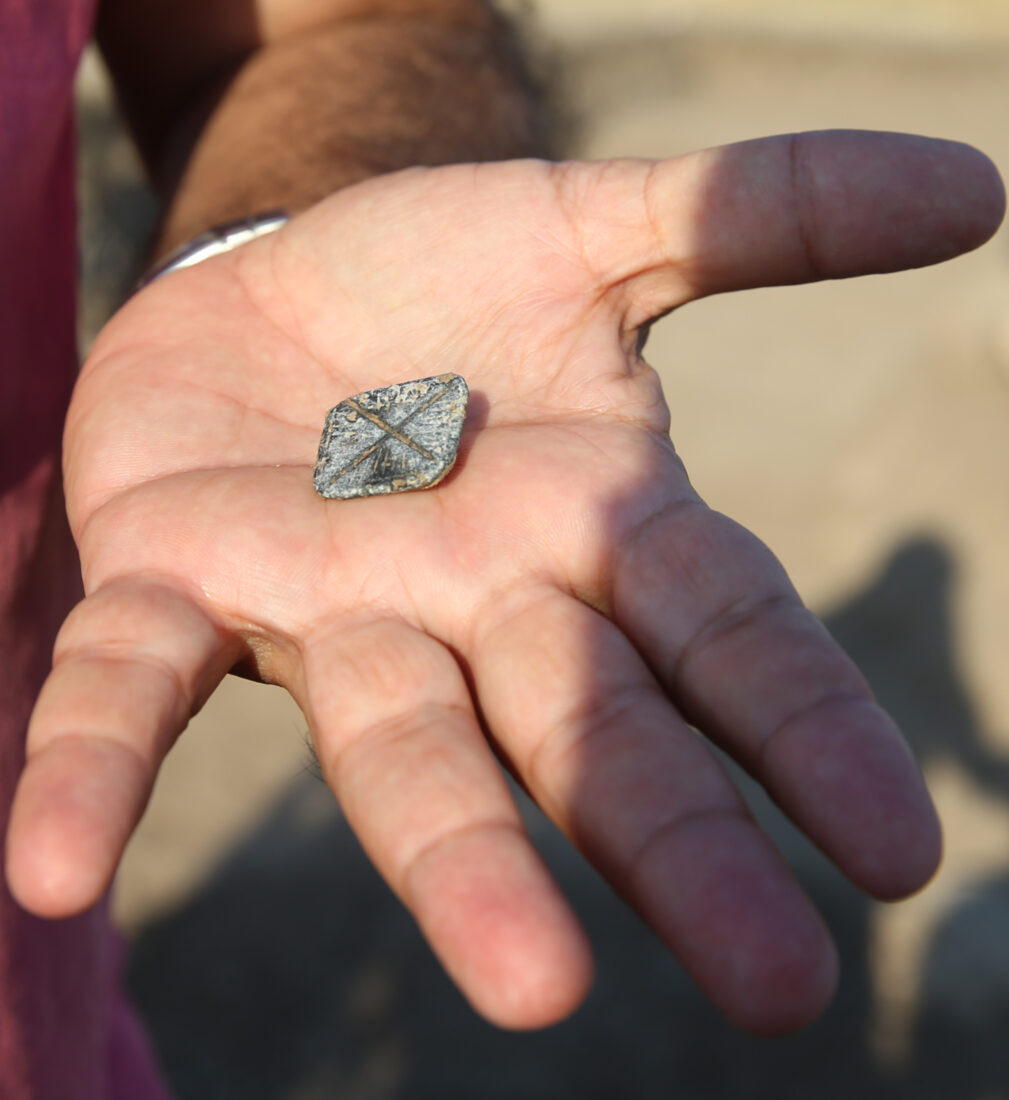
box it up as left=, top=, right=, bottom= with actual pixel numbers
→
left=127, top=535, right=1009, bottom=1100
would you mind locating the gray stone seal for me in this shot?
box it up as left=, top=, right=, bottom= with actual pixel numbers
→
left=313, top=373, right=469, bottom=499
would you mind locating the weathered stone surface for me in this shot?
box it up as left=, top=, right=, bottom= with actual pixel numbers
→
left=313, top=373, right=469, bottom=499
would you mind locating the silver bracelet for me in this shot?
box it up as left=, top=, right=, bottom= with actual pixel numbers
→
left=134, top=210, right=290, bottom=292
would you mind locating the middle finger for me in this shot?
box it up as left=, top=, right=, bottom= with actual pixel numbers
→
left=470, top=584, right=837, bottom=1034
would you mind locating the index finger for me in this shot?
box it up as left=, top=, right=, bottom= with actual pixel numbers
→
left=611, top=500, right=942, bottom=900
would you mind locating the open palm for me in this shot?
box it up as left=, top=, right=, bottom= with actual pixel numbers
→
left=8, top=131, right=1003, bottom=1033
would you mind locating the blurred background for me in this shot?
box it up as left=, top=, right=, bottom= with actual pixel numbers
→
left=77, top=1, right=1009, bottom=1096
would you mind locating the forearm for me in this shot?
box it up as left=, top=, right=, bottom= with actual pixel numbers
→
left=97, top=0, right=548, bottom=253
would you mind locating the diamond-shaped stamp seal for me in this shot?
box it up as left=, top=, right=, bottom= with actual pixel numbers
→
left=314, top=373, right=469, bottom=499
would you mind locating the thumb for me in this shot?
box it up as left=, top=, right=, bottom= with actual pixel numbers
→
left=564, top=130, right=1005, bottom=328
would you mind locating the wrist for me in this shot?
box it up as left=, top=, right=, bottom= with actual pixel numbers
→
left=152, top=11, right=547, bottom=254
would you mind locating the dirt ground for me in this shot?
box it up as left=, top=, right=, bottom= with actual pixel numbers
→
left=77, top=4, right=1009, bottom=1098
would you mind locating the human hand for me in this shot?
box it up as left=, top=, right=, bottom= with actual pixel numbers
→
left=7, top=131, right=1003, bottom=1033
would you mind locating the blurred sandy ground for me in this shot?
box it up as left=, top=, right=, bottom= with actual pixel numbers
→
left=77, top=2, right=1009, bottom=1097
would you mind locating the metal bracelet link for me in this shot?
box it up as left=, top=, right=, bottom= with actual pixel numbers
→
left=134, top=211, right=290, bottom=293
